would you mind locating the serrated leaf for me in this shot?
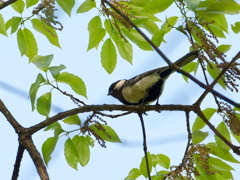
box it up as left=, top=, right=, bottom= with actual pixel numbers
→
left=63, top=115, right=81, bottom=126
left=0, top=14, right=7, bottom=36
left=157, top=154, right=170, bottom=169
left=184, top=0, right=201, bottom=10
left=161, top=16, right=178, bottom=33
left=31, top=19, right=61, bottom=48
left=31, top=54, right=53, bottom=72
left=56, top=0, right=75, bottom=17
left=122, top=28, right=153, bottom=51
left=217, top=44, right=232, bottom=53
left=140, top=152, right=152, bottom=178
left=125, top=168, right=142, bottom=179
left=57, top=72, right=87, bottom=98
left=215, top=122, right=231, bottom=152
left=77, top=0, right=96, bottom=13
left=192, top=130, right=208, bottom=144
left=151, top=29, right=165, bottom=47
left=104, top=20, right=132, bottom=63
left=44, top=122, right=64, bottom=138
left=26, top=0, right=39, bottom=8
left=11, top=0, right=25, bottom=13
left=208, top=157, right=234, bottom=171
left=29, top=73, right=46, bottom=111
left=37, top=92, right=52, bottom=117
left=231, top=22, right=240, bottom=34
left=88, top=16, right=102, bottom=33
left=11, top=16, right=22, bottom=34
left=49, top=65, right=66, bottom=80
left=21, top=28, right=38, bottom=58
left=64, top=138, right=79, bottom=170
left=42, top=137, right=58, bottom=166
left=182, top=62, right=199, bottom=82
left=101, top=38, right=117, bottom=74
left=142, top=19, right=159, bottom=35
left=192, top=108, right=216, bottom=131
left=72, top=135, right=90, bottom=167
left=87, top=28, right=106, bottom=51
left=17, top=29, right=26, bottom=56
left=207, top=62, right=226, bottom=90
left=142, top=0, right=174, bottom=14
left=89, top=124, right=121, bottom=143
left=205, top=1, right=240, bottom=15
left=206, top=142, right=240, bottom=163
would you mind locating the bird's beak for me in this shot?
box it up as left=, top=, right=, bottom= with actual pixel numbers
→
left=107, top=92, right=112, bottom=96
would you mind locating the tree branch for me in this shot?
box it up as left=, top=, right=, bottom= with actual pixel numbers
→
left=12, top=143, right=25, bottom=180
left=0, top=0, right=17, bottom=10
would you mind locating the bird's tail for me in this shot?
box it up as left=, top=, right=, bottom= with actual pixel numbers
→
left=174, top=50, right=199, bottom=68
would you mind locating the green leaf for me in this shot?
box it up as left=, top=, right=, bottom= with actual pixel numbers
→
left=151, top=29, right=165, bottom=47
left=56, top=0, right=75, bottom=17
left=231, top=22, right=240, bottom=34
left=89, top=124, right=121, bottom=143
left=205, top=1, right=240, bottom=15
left=17, top=28, right=38, bottom=58
left=122, top=28, right=153, bottom=51
left=31, top=54, right=54, bottom=72
left=26, top=0, right=39, bottom=8
left=192, top=130, right=208, bottom=144
left=86, top=135, right=95, bottom=147
left=125, top=168, right=142, bottom=179
left=37, top=92, right=52, bottom=117
left=42, top=137, right=58, bottom=166
left=140, top=152, right=152, bottom=178
left=206, top=142, right=240, bottom=163
left=29, top=73, right=46, bottom=111
left=77, top=0, right=96, bottom=13
left=17, top=29, right=26, bottom=56
left=142, top=0, right=174, bottom=14
left=208, top=157, right=234, bottom=171
left=63, top=115, right=81, bottom=126
left=88, top=16, right=102, bottom=33
left=182, top=62, right=199, bottom=82
left=104, top=19, right=132, bottom=63
left=57, top=72, right=87, bottom=98
left=87, top=28, right=106, bottom=51
left=49, top=65, right=66, bottom=80
left=64, top=138, right=79, bottom=170
left=72, top=135, right=90, bottom=167
left=10, top=16, right=22, bottom=34
left=141, top=19, right=159, bottom=35
left=184, top=0, right=201, bottom=10
left=215, top=122, right=231, bottom=152
left=192, top=108, right=216, bottom=131
left=31, top=19, right=61, bottom=48
left=101, top=38, right=117, bottom=74
left=207, top=62, right=226, bottom=90
left=217, top=44, right=232, bottom=53
left=44, top=122, right=64, bottom=138
left=0, top=14, right=7, bottom=36
left=157, top=154, right=170, bottom=169
left=11, top=0, right=25, bottom=13
left=161, top=16, right=179, bottom=33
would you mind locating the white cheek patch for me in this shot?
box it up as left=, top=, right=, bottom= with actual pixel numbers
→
left=115, top=80, right=126, bottom=90
left=122, top=74, right=160, bottom=103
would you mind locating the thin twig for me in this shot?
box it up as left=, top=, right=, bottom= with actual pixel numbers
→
left=138, top=112, right=151, bottom=180
left=12, top=143, right=25, bottom=180
left=180, top=111, right=192, bottom=168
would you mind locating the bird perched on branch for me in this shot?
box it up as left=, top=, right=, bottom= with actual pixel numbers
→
left=108, top=51, right=199, bottom=105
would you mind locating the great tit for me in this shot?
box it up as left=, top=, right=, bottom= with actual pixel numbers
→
left=108, top=51, right=199, bottom=105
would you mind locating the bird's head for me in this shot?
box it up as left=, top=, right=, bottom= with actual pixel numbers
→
left=108, top=80, right=126, bottom=97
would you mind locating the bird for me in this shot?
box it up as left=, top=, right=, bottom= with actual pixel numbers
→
left=108, top=51, right=199, bottom=105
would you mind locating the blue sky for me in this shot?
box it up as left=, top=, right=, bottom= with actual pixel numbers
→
left=1, top=1, right=240, bottom=179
